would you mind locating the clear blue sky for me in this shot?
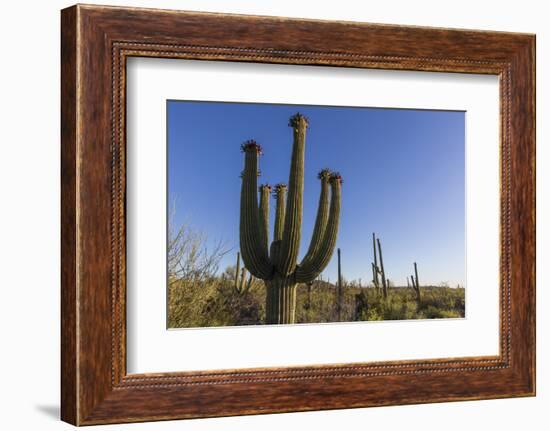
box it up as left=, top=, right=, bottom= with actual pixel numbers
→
left=167, top=100, right=465, bottom=287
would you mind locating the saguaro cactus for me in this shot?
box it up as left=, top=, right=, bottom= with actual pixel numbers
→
left=371, top=233, right=389, bottom=298
left=409, top=262, right=421, bottom=305
left=371, top=233, right=380, bottom=294
left=239, top=113, right=342, bottom=324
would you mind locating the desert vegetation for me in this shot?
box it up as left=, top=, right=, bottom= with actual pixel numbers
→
left=167, top=227, right=465, bottom=328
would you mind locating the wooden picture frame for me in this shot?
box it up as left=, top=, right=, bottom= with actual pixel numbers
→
left=61, top=4, right=535, bottom=425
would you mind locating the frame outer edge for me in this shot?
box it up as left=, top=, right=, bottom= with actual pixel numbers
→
left=531, top=34, right=536, bottom=396
left=526, top=35, right=536, bottom=396
left=506, top=35, right=536, bottom=396
left=61, top=5, right=79, bottom=426
left=60, top=4, right=536, bottom=424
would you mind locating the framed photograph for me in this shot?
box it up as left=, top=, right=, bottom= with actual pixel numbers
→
left=61, top=4, right=535, bottom=425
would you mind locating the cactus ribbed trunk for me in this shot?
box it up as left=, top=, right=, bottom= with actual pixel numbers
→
left=265, top=276, right=297, bottom=324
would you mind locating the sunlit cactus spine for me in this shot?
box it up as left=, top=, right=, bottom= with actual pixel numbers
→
left=239, top=114, right=342, bottom=324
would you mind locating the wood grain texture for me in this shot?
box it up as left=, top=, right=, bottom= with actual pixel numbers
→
left=60, top=4, right=535, bottom=425
left=60, top=5, right=78, bottom=425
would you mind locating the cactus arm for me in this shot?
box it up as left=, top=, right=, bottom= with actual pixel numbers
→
left=373, top=232, right=378, bottom=269
left=298, top=169, right=331, bottom=269
left=277, top=114, right=308, bottom=276
left=258, top=184, right=271, bottom=255
left=377, top=239, right=385, bottom=281
left=295, top=174, right=342, bottom=283
left=372, top=233, right=381, bottom=288
left=377, top=238, right=388, bottom=298
left=270, top=184, right=287, bottom=266
left=239, top=142, right=273, bottom=279
left=273, top=184, right=287, bottom=242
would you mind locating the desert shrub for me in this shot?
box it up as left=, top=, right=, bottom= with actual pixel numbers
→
left=419, top=305, right=461, bottom=319
left=202, top=283, right=263, bottom=326
left=327, top=285, right=465, bottom=323
left=295, top=282, right=339, bottom=323
left=166, top=215, right=233, bottom=328
left=168, top=278, right=219, bottom=328
left=416, top=287, right=465, bottom=319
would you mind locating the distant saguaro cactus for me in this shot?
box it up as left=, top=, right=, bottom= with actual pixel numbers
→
left=233, top=251, right=253, bottom=295
left=409, top=262, right=421, bottom=305
left=371, top=233, right=389, bottom=298
left=239, top=114, right=342, bottom=324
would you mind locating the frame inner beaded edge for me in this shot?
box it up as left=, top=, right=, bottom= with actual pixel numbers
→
left=110, top=41, right=512, bottom=388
